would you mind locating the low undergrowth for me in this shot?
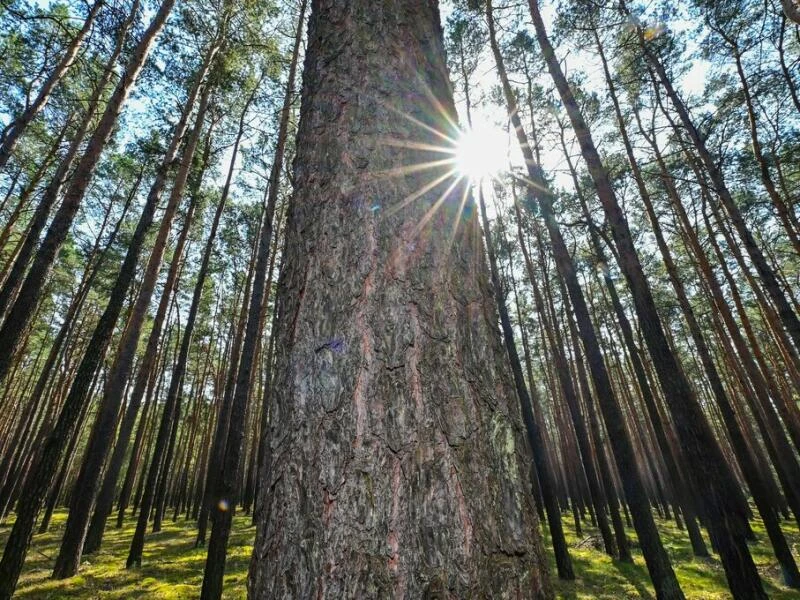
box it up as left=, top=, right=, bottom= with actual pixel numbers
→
left=1, top=509, right=797, bottom=598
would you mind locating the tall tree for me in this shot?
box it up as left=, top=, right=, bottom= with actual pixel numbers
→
left=527, top=0, right=766, bottom=597
left=52, top=30, right=224, bottom=578
left=247, top=1, right=551, bottom=597
left=621, top=0, right=800, bottom=353
left=0, top=0, right=140, bottom=321
left=0, top=0, right=177, bottom=387
left=201, top=1, right=303, bottom=595
left=0, top=1, right=104, bottom=171
left=445, top=3, right=575, bottom=582
left=485, top=2, right=686, bottom=596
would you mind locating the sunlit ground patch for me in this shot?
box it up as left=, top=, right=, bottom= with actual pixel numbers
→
left=3, top=509, right=798, bottom=598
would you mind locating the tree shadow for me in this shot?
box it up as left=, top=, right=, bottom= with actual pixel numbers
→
left=611, top=559, right=656, bottom=600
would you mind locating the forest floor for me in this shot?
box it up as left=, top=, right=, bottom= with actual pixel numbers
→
left=1, top=510, right=798, bottom=598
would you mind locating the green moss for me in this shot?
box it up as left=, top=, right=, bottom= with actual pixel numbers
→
left=1, top=507, right=797, bottom=598
left=549, top=512, right=800, bottom=599
left=0, top=511, right=251, bottom=599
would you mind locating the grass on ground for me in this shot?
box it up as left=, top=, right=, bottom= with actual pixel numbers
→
left=547, top=513, right=800, bottom=599
left=1, top=509, right=798, bottom=598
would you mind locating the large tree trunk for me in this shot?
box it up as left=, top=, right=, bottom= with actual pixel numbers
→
left=247, top=1, right=551, bottom=597
left=781, top=0, right=800, bottom=25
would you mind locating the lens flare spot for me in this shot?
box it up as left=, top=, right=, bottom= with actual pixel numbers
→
left=644, top=24, right=666, bottom=40
left=218, top=499, right=230, bottom=512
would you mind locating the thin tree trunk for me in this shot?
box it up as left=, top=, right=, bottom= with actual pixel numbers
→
left=625, top=0, right=800, bottom=355
left=53, top=81, right=214, bottom=576
left=195, top=219, right=259, bottom=547
left=37, top=385, right=95, bottom=534
left=0, top=6, right=179, bottom=594
left=0, top=175, right=133, bottom=504
left=471, top=15, right=573, bottom=580
left=0, top=119, right=69, bottom=285
left=489, top=3, right=682, bottom=595
left=118, top=323, right=178, bottom=528
left=710, top=21, right=800, bottom=254
left=528, top=2, right=764, bottom=596
left=556, top=274, right=633, bottom=563
left=477, top=190, right=575, bottom=579
left=202, top=1, right=309, bottom=593
left=561, top=128, right=708, bottom=556
left=638, top=103, right=800, bottom=527
left=0, top=0, right=177, bottom=397
left=123, top=80, right=220, bottom=568
left=777, top=14, right=800, bottom=114
left=0, top=2, right=138, bottom=320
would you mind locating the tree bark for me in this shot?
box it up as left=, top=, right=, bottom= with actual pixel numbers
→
left=247, top=1, right=551, bottom=597
left=781, top=0, right=800, bottom=25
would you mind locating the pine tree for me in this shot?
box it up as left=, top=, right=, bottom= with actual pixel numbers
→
left=247, top=1, right=551, bottom=596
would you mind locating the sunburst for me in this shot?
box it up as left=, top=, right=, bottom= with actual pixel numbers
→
left=361, top=83, right=511, bottom=263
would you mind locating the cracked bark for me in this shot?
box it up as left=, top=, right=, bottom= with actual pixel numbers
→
left=248, top=1, right=550, bottom=597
